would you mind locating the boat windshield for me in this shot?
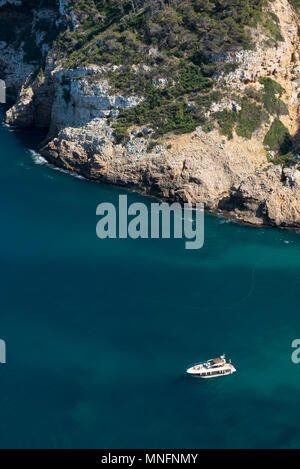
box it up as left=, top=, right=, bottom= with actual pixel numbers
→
left=207, top=358, right=224, bottom=367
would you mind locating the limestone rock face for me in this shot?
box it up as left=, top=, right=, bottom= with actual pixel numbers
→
left=0, top=42, right=34, bottom=100
left=5, top=58, right=55, bottom=127
left=49, top=67, right=144, bottom=134
left=41, top=123, right=267, bottom=207
left=229, top=167, right=300, bottom=227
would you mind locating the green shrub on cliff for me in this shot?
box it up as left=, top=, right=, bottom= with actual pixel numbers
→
left=260, top=11, right=283, bottom=43
left=59, top=0, right=281, bottom=72
left=259, top=78, right=288, bottom=116
left=236, top=100, right=268, bottom=139
left=211, top=78, right=288, bottom=142
left=274, top=152, right=298, bottom=167
left=264, top=119, right=292, bottom=154
left=112, top=91, right=210, bottom=143
left=213, top=110, right=237, bottom=139
left=290, top=0, right=300, bottom=12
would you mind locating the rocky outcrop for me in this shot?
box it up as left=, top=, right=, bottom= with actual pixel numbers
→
left=41, top=121, right=266, bottom=208
left=5, top=57, right=55, bottom=127
left=4, top=0, right=300, bottom=228
left=49, top=66, right=144, bottom=134
left=6, top=62, right=145, bottom=129
left=40, top=117, right=300, bottom=227
left=224, top=166, right=300, bottom=227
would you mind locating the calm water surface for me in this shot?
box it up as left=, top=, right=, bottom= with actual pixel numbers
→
left=1, top=106, right=300, bottom=449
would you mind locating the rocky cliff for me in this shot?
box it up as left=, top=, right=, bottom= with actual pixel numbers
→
left=2, top=0, right=300, bottom=227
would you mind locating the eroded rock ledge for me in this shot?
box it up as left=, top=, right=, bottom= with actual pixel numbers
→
left=40, top=122, right=300, bottom=228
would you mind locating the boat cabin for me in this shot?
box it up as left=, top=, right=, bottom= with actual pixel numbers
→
left=206, top=357, right=226, bottom=368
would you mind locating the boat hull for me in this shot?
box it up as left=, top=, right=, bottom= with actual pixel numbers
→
left=186, top=364, right=236, bottom=378
left=188, top=369, right=236, bottom=378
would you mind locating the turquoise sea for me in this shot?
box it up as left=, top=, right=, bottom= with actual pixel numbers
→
left=1, top=105, right=300, bottom=449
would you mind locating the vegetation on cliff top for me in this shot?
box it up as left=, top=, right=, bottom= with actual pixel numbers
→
left=58, top=0, right=283, bottom=69
left=51, top=0, right=288, bottom=143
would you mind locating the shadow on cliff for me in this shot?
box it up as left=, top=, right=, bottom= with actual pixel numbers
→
left=12, top=125, right=48, bottom=152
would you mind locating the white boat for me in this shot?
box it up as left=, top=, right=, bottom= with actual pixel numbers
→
left=186, top=355, right=236, bottom=378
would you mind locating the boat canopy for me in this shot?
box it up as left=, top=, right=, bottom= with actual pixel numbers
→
left=207, top=358, right=225, bottom=366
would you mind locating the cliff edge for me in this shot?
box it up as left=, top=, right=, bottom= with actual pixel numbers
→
left=2, top=0, right=300, bottom=227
